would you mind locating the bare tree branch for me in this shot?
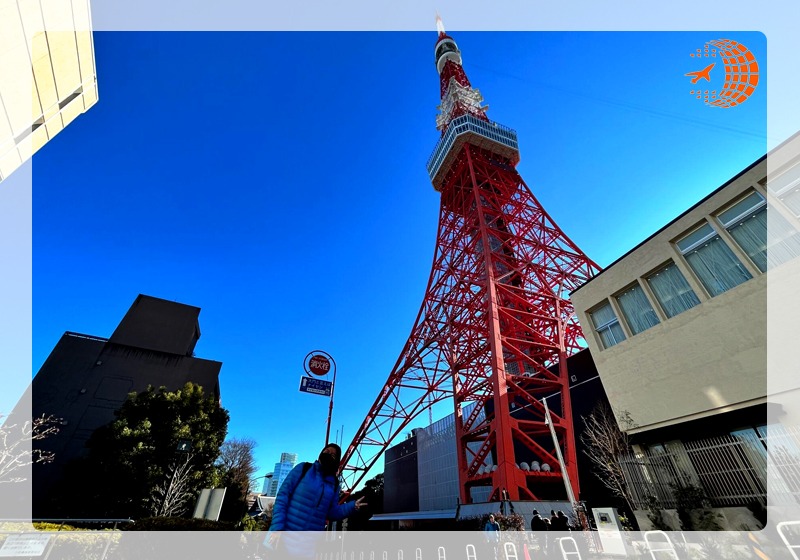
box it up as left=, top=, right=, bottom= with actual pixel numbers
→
left=150, top=452, right=196, bottom=517
left=216, top=437, right=258, bottom=491
left=0, top=414, right=61, bottom=484
left=580, top=402, right=636, bottom=513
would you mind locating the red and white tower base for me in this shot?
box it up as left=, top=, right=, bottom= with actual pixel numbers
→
left=341, top=24, right=601, bottom=504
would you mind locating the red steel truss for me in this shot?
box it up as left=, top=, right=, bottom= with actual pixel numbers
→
left=341, top=27, right=600, bottom=504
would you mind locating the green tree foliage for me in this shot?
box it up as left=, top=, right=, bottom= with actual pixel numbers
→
left=53, top=382, right=229, bottom=519
left=343, top=473, right=384, bottom=530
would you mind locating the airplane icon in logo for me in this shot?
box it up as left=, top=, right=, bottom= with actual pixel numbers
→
left=685, top=63, right=715, bottom=84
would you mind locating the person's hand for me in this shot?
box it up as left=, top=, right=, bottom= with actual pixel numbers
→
left=354, top=496, right=368, bottom=511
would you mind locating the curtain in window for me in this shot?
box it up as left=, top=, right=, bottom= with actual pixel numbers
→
left=647, top=263, right=701, bottom=318
left=727, top=207, right=768, bottom=272
left=684, top=237, right=752, bottom=297
left=616, top=284, right=659, bottom=334
left=766, top=206, right=800, bottom=269
left=590, top=303, right=625, bottom=348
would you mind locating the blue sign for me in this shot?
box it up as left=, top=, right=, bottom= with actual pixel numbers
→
left=299, top=376, right=332, bottom=397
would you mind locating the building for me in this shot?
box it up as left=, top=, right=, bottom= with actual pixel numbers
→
left=261, top=472, right=274, bottom=495
left=569, top=134, right=800, bottom=529
left=25, top=294, right=222, bottom=516
left=0, top=0, right=98, bottom=182
left=266, top=452, right=298, bottom=497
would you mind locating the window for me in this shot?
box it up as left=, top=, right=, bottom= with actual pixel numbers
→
left=676, top=222, right=752, bottom=297
left=646, top=262, right=701, bottom=318
left=719, top=191, right=800, bottom=271
left=615, top=283, right=660, bottom=334
left=589, top=302, right=626, bottom=349
left=718, top=192, right=768, bottom=272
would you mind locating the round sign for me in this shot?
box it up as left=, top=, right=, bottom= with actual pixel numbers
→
left=308, top=355, right=331, bottom=376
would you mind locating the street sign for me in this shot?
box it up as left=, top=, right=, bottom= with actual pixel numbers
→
left=0, top=534, right=51, bottom=557
left=308, top=355, right=331, bottom=376
left=299, top=376, right=333, bottom=397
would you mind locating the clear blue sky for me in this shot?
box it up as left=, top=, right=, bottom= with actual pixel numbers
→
left=29, top=31, right=766, bottom=482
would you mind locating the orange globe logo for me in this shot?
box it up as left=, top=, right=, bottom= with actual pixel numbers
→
left=685, top=39, right=759, bottom=108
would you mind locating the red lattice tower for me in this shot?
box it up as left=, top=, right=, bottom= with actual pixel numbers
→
left=341, top=24, right=600, bottom=503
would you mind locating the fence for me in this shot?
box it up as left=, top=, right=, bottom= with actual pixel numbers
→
left=619, top=424, right=800, bottom=510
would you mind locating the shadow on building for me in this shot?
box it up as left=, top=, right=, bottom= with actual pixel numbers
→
left=6, top=294, right=222, bottom=518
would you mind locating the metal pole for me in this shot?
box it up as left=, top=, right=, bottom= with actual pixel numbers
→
left=543, top=397, right=578, bottom=507
left=325, top=355, right=337, bottom=446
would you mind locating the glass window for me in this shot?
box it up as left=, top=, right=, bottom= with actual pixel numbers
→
left=646, top=262, right=701, bottom=318
left=720, top=191, right=800, bottom=271
left=589, top=302, right=626, bottom=349
left=615, top=284, right=660, bottom=334
left=718, top=192, right=768, bottom=272
left=676, top=223, right=752, bottom=297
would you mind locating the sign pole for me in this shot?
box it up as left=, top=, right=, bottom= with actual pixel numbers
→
left=325, top=361, right=337, bottom=446
left=303, top=350, right=337, bottom=447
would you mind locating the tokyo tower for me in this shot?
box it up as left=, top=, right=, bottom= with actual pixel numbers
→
left=341, top=23, right=601, bottom=503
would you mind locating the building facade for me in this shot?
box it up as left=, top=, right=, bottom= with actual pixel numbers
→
left=25, top=294, right=222, bottom=516
left=570, top=136, right=800, bottom=529
left=266, top=452, right=298, bottom=497
left=0, top=0, right=98, bottom=181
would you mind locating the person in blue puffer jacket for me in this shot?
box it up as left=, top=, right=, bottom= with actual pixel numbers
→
left=266, top=443, right=366, bottom=559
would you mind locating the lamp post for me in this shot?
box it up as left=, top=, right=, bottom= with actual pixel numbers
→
left=254, top=473, right=274, bottom=495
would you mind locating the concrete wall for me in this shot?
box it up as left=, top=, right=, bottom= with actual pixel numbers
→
left=0, top=0, right=98, bottom=181
left=571, top=160, right=769, bottom=433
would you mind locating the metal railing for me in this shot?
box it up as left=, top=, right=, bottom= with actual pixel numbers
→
left=426, top=115, right=518, bottom=184
left=619, top=425, right=800, bottom=510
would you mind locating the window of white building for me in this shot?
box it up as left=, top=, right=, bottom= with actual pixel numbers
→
left=718, top=190, right=800, bottom=271
left=646, top=262, right=701, bottom=318
left=676, top=222, right=752, bottom=297
left=615, top=283, right=660, bottom=334
left=589, top=302, right=626, bottom=349
left=718, top=191, right=768, bottom=272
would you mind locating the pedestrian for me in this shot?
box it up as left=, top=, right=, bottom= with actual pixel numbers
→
left=529, top=509, right=548, bottom=554
left=556, top=510, right=570, bottom=531
left=530, top=509, right=547, bottom=532
left=550, top=509, right=559, bottom=530
left=484, top=513, right=501, bottom=537
left=484, top=514, right=501, bottom=560
left=264, top=444, right=367, bottom=559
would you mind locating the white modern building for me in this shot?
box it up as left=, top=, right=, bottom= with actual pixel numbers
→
left=570, top=133, right=800, bottom=529
left=0, top=0, right=98, bottom=182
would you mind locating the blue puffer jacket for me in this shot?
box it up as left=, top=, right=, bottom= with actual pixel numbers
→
left=269, top=461, right=356, bottom=557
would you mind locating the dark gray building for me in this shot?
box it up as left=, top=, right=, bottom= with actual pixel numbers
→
left=383, top=433, right=419, bottom=513
left=28, top=294, right=222, bottom=515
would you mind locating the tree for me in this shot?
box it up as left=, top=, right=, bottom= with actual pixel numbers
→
left=53, top=382, right=229, bottom=519
left=149, top=451, right=197, bottom=517
left=0, top=413, right=60, bottom=484
left=580, top=402, right=637, bottom=518
left=344, top=473, right=384, bottom=530
left=214, top=437, right=258, bottom=522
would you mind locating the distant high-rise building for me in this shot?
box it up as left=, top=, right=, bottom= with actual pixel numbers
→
left=265, top=452, right=298, bottom=497
left=0, top=0, right=98, bottom=182
left=261, top=472, right=274, bottom=495
left=21, top=294, right=222, bottom=516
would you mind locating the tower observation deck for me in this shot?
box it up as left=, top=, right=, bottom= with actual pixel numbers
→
left=341, top=24, right=600, bottom=505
